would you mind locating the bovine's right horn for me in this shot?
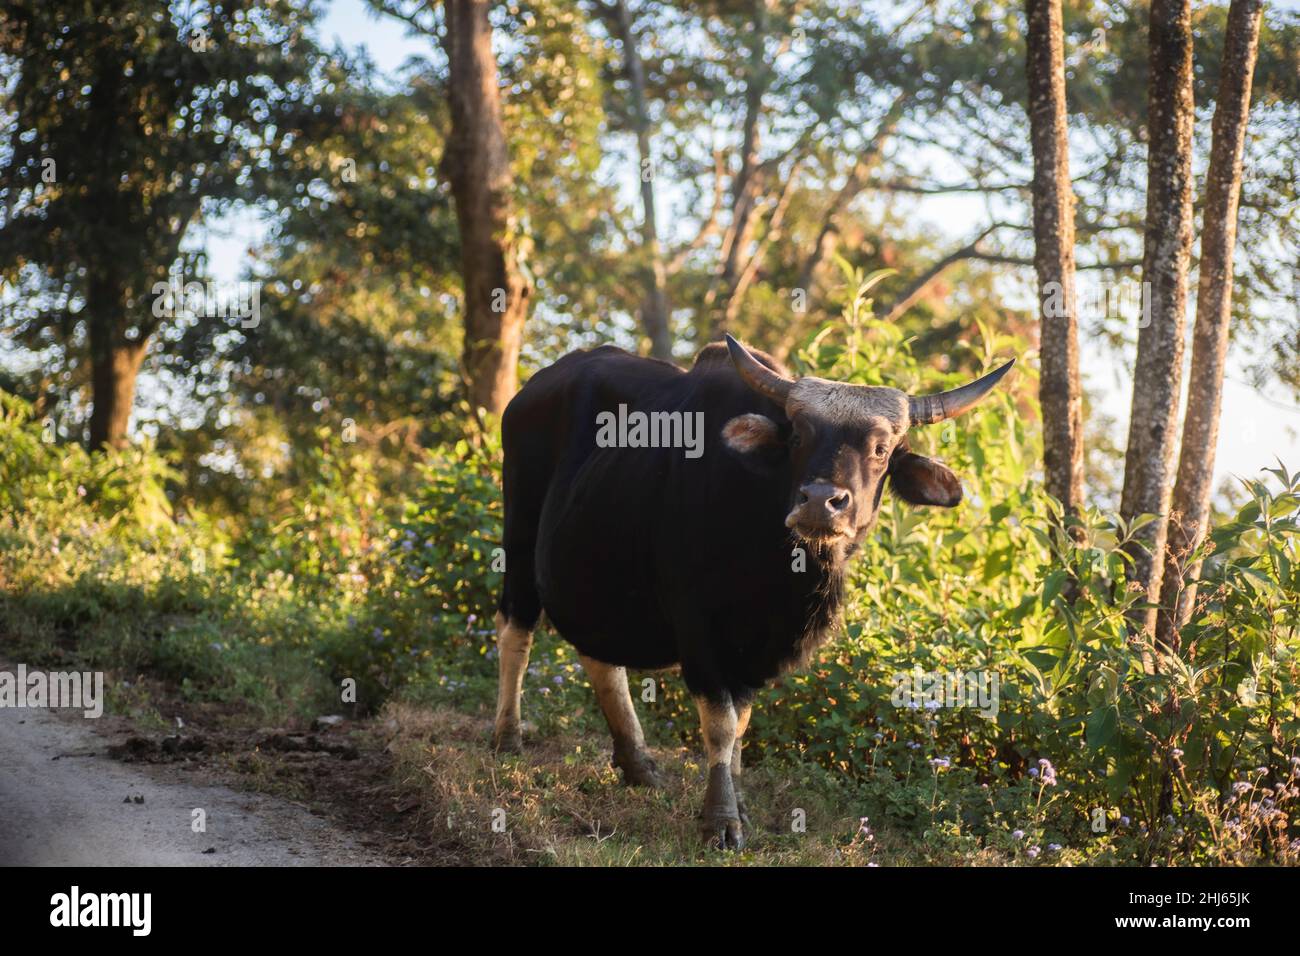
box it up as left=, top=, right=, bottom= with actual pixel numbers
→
left=724, top=334, right=794, bottom=405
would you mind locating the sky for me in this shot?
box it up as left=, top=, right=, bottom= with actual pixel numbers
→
left=204, top=0, right=1300, bottom=499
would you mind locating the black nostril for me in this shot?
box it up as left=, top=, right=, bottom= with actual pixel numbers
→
left=828, top=491, right=850, bottom=512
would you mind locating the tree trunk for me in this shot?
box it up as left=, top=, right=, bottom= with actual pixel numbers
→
left=1119, top=0, right=1195, bottom=637
left=1024, top=0, right=1085, bottom=523
left=610, top=0, right=671, bottom=360
left=1156, top=0, right=1264, bottom=649
left=441, top=0, right=530, bottom=417
left=88, top=318, right=147, bottom=451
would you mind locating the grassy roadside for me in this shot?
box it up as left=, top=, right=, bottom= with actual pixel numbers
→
left=6, top=553, right=1298, bottom=868
left=0, top=594, right=1009, bottom=866
left=377, top=701, right=1023, bottom=866
left=3, top=567, right=1293, bottom=868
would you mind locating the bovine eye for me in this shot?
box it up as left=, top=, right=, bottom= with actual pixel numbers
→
left=789, top=432, right=802, bottom=449
left=872, top=443, right=888, bottom=459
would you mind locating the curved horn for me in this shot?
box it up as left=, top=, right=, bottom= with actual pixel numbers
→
left=724, top=334, right=793, bottom=405
left=908, top=359, right=1016, bottom=425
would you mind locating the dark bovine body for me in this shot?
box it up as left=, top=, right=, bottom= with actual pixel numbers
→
left=499, top=345, right=843, bottom=704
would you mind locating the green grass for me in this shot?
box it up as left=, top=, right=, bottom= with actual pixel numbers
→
left=379, top=702, right=1017, bottom=866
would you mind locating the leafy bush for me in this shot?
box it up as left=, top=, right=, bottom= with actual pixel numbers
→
left=1, top=395, right=343, bottom=717
left=1, top=398, right=507, bottom=717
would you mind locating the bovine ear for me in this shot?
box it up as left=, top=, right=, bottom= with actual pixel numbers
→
left=721, top=413, right=786, bottom=472
left=889, top=452, right=963, bottom=507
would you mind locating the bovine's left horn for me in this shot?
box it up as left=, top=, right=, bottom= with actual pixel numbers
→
left=908, top=359, right=1015, bottom=425
left=725, top=334, right=793, bottom=405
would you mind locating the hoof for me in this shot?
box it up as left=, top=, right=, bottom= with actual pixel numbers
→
left=702, top=816, right=745, bottom=851
left=700, top=764, right=745, bottom=850
left=614, top=750, right=665, bottom=788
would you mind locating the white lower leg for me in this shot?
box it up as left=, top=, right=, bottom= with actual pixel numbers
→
left=492, top=611, right=533, bottom=748
left=731, top=701, right=752, bottom=780
left=581, top=654, right=660, bottom=785
left=579, top=655, right=647, bottom=753
left=695, top=696, right=743, bottom=847
left=696, top=696, right=737, bottom=770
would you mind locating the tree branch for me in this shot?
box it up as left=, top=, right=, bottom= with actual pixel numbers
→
left=368, top=0, right=439, bottom=39
left=795, top=92, right=909, bottom=295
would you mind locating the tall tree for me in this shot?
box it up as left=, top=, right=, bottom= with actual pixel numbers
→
left=0, top=0, right=328, bottom=449
left=601, top=0, right=672, bottom=359
left=1157, top=0, right=1266, bottom=648
left=1119, top=0, right=1196, bottom=635
left=162, top=70, right=465, bottom=507
left=441, top=0, right=531, bottom=417
left=1024, top=0, right=1085, bottom=521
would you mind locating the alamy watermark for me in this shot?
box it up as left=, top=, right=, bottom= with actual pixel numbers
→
left=50, top=886, right=150, bottom=936
left=595, top=405, right=705, bottom=459
left=891, top=667, right=1000, bottom=719
left=1042, top=279, right=1151, bottom=328
left=0, top=664, right=104, bottom=718
left=152, top=262, right=261, bottom=328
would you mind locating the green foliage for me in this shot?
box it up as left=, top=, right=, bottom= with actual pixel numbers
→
left=1, top=393, right=342, bottom=717
left=0, top=0, right=342, bottom=433
left=167, top=65, right=467, bottom=503
left=317, top=434, right=510, bottom=707
left=0, top=392, right=179, bottom=537
left=397, top=436, right=505, bottom=623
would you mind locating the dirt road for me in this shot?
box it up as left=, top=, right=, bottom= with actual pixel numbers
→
left=0, top=704, right=388, bottom=866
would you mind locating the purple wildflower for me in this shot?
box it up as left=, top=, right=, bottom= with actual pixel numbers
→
left=1038, top=759, right=1057, bottom=786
